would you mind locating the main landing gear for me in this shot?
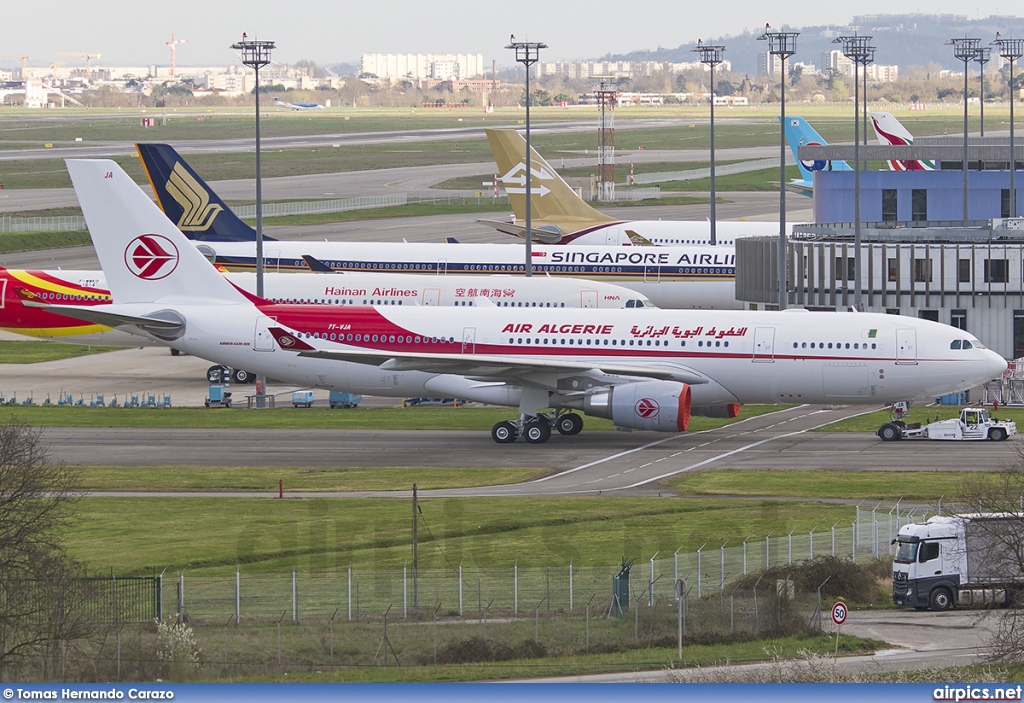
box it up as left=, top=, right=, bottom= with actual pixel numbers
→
left=490, top=410, right=584, bottom=444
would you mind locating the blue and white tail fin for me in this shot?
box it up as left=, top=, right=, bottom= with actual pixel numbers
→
left=66, top=159, right=247, bottom=307
left=782, top=116, right=852, bottom=196
left=135, top=143, right=266, bottom=242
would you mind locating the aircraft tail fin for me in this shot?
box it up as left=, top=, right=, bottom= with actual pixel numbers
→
left=486, top=129, right=616, bottom=233
left=135, top=143, right=268, bottom=242
left=301, top=254, right=337, bottom=273
left=868, top=112, right=935, bottom=171
left=66, top=159, right=249, bottom=306
left=782, top=116, right=852, bottom=184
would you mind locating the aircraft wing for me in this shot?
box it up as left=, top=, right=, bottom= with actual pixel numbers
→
left=476, top=219, right=564, bottom=244
left=268, top=327, right=709, bottom=386
left=29, top=302, right=185, bottom=339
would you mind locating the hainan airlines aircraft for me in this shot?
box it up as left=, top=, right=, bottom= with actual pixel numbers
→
left=482, top=128, right=781, bottom=245
left=53, top=159, right=1006, bottom=444
left=134, top=143, right=740, bottom=309
left=782, top=116, right=853, bottom=196
left=868, top=112, right=935, bottom=171
left=272, top=97, right=325, bottom=110
left=0, top=267, right=652, bottom=347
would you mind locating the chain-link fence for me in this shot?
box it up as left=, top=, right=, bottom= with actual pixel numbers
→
left=158, top=503, right=920, bottom=626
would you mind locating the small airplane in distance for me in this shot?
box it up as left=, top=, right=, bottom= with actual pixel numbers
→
left=52, top=158, right=1007, bottom=444
left=272, top=96, right=325, bottom=110
left=868, top=112, right=935, bottom=171
left=482, top=128, right=781, bottom=246
left=782, top=116, right=853, bottom=196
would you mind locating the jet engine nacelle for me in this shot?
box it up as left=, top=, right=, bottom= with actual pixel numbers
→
left=692, top=403, right=741, bottom=419
left=566, top=381, right=691, bottom=432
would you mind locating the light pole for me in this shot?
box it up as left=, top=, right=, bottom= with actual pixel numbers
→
left=230, top=33, right=275, bottom=297
left=863, top=46, right=875, bottom=145
left=505, top=38, right=546, bottom=277
left=993, top=33, right=1024, bottom=218
left=975, top=47, right=991, bottom=137
left=948, top=37, right=981, bottom=221
left=758, top=24, right=798, bottom=310
left=694, top=40, right=726, bottom=246
left=835, top=34, right=872, bottom=310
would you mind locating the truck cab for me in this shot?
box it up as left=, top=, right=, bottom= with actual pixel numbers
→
left=892, top=517, right=962, bottom=611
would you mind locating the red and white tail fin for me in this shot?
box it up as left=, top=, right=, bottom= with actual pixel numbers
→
left=65, top=160, right=249, bottom=306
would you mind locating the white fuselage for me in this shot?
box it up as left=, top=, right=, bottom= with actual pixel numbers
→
left=550, top=220, right=783, bottom=247
left=194, top=240, right=739, bottom=310
left=124, top=303, right=1006, bottom=409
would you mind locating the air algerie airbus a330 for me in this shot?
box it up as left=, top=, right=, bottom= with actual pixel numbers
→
left=52, top=159, right=1007, bottom=444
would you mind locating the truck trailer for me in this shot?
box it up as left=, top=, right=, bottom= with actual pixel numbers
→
left=893, top=514, right=1024, bottom=610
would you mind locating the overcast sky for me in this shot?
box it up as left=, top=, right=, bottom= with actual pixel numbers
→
left=2, top=1, right=1020, bottom=69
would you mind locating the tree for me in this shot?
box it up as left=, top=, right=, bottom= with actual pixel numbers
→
left=0, top=420, right=87, bottom=669
left=950, top=453, right=1024, bottom=662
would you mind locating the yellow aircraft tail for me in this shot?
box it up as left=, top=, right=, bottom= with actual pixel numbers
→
left=484, top=129, right=616, bottom=240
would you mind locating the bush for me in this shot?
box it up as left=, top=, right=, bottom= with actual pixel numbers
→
left=731, top=556, right=890, bottom=605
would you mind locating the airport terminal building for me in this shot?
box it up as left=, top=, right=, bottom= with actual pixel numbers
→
left=736, top=219, right=1024, bottom=360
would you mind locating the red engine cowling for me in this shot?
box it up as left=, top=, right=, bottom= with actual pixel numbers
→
left=574, top=381, right=692, bottom=432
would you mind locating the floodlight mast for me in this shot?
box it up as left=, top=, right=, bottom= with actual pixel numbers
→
left=992, top=34, right=1024, bottom=218
left=834, top=33, right=872, bottom=311
left=947, top=37, right=981, bottom=222
left=694, top=41, right=726, bottom=247
left=758, top=25, right=798, bottom=310
left=506, top=38, right=547, bottom=277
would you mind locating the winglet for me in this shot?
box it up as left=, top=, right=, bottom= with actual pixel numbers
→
left=268, top=326, right=318, bottom=351
left=301, top=254, right=337, bottom=273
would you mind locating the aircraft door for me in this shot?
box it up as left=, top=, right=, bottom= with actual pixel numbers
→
left=581, top=290, right=598, bottom=308
left=422, top=288, right=441, bottom=306
left=0, top=278, right=5, bottom=309
left=462, top=327, right=476, bottom=354
left=896, top=329, right=918, bottom=365
left=265, top=248, right=281, bottom=273
left=254, top=316, right=277, bottom=351
left=436, top=258, right=448, bottom=275
left=752, top=327, right=775, bottom=362
left=644, top=264, right=661, bottom=282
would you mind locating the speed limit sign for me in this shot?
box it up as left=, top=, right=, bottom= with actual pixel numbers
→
left=831, top=601, right=848, bottom=626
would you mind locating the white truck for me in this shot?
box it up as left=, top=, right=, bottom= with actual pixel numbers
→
left=893, top=514, right=1024, bottom=611
left=877, top=405, right=1016, bottom=442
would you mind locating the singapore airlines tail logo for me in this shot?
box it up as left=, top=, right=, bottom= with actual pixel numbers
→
left=125, top=234, right=179, bottom=280
left=166, top=162, right=223, bottom=231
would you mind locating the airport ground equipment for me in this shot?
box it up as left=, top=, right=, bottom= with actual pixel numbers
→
left=328, top=391, right=361, bottom=408
left=893, top=514, right=1024, bottom=610
left=205, top=385, right=232, bottom=408
left=877, top=403, right=1016, bottom=441
left=291, top=390, right=315, bottom=408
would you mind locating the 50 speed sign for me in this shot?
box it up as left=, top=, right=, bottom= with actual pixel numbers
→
left=831, top=601, right=848, bottom=625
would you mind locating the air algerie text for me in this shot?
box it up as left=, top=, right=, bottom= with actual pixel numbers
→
left=549, top=251, right=735, bottom=266
left=502, top=323, right=614, bottom=334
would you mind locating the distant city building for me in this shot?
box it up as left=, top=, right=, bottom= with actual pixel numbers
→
left=360, top=53, right=484, bottom=83
left=758, top=52, right=783, bottom=77
left=538, top=60, right=730, bottom=80
left=820, top=50, right=898, bottom=82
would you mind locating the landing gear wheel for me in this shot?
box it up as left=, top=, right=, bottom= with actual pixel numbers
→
left=232, top=369, right=254, bottom=384
left=523, top=420, right=552, bottom=444
left=990, top=427, right=1008, bottom=441
left=492, top=421, right=518, bottom=444
left=170, top=348, right=181, bottom=357
left=929, top=587, right=953, bottom=612
left=556, top=413, right=584, bottom=436
left=878, top=423, right=902, bottom=441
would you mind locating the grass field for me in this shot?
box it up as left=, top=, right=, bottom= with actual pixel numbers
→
left=0, top=339, right=125, bottom=363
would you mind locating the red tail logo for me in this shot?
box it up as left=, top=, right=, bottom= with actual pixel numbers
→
left=124, top=234, right=179, bottom=280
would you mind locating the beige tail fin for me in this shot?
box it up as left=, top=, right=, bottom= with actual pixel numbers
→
left=486, top=129, right=616, bottom=232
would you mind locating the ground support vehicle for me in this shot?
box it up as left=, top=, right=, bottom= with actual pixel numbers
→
left=878, top=403, right=1016, bottom=442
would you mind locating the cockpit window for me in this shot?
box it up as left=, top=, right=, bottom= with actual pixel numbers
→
left=962, top=340, right=973, bottom=349
left=971, top=339, right=986, bottom=350
left=950, top=340, right=961, bottom=350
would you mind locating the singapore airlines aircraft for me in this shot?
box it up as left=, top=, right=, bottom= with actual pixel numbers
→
left=0, top=267, right=652, bottom=347
left=481, top=128, right=782, bottom=245
left=51, top=159, right=1006, bottom=444
left=272, top=97, right=325, bottom=110
left=135, top=143, right=740, bottom=310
